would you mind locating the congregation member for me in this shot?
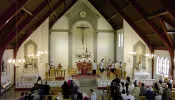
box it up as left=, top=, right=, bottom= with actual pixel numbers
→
left=32, top=90, right=40, bottom=100
left=120, top=82, right=126, bottom=93
left=111, top=61, right=115, bottom=73
left=68, top=76, right=73, bottom=86
left=43, top=81, right=50, bottom=95
left=121, top=89, right=126, bottom=100
left=62, top=81, right=70, bottom=99
left=55, top=93, right=63, bottom=100
left=139, top=83, right=146, bottom=96
left=125, top=76, right=130, bottom=92
left=71, top=83, right=78, bottom=96
left=19, top=92, right=25, bottom=100
left=24, top=92, right=28, bottom=100
left=82, top=92, right=89, bottom=100
left=128, top=81, right=134, bottom=93
left=132, top=84, right=140, bottom=100
left=47, top=96, right=52, bottom=100
left=77, top=89, right=83, bottom=100
left=155, top=91, right=162, bottom=100
left=125, top=91, right=135, bottom=100
left=90, top=89, right=97, bottom=100
left=99, top=59, right=104, bottom=72
left=92, top=60, right=97, bottom=75
left=167, top=79, right=172, bottom=91
left=158, top=75, right=164, bottom=85
left=162, top=84, right=171, bottom=100
left=146, top=86, right=154, bottom=100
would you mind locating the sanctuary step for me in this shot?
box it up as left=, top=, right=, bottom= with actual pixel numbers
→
left=79, top=79, right=97, bottom=87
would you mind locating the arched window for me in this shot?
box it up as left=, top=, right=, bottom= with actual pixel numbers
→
left=156, top=57, right=170, bottom=77
left=156, top=56, right=159, bottom=74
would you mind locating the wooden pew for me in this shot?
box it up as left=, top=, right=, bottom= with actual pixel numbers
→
left=44, top=95, right=71, bottom=100
left=172, top=88, right=175, bottom=91
left=171, top=91, right=175, bottom=97
left=139, top=96, right=146, bottom=100
left=49, top=87, right=62, bottom=95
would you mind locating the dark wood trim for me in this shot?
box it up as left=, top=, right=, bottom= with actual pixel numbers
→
left=99, top=0, right=109, bottom=12
left=127, top=0, right=173, bottom=56
left=109, top=0, right=152, bottom=52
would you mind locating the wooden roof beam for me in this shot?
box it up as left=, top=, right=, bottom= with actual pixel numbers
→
left=99, top=0, right=109, bottom=12
left=127, top=0, right=174, bottom=77
left=0, top=0, right=52, bottom=48
left=64, top=0, right=67, bottom=11
left=161, top=17, right=175, bottom=28
left=50, top=1, right=78, bottom=29
left=18, top=0, right=65, bottom=50
left=158, top=17, right=174, bottom=48
left=127, top=0, right=173, bottom=52
left=21, top=7, right=40, bottom=21
left=0, top=0, right=28, bottom=31
left=107, top=5, right=131, bottom=21
left=133, top=9, right=168, bottom=23
left=161, top=0, right=175, bottom=20
left=48, top=0, right=58, bottom=18
left=109, top=0, right=152, bottom=52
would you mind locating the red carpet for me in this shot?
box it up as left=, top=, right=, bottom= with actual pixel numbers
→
left=72, top=75, right=101, bottom=79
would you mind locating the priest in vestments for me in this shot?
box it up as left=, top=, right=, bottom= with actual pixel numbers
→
left=82, top=60, right=87, bottom=75
left=87, top=60, right=92, bottom=74
left=77, top=60, right=82, bottom=75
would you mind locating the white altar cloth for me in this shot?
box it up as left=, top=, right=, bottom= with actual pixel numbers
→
left=134, top=71, right=150, bottom=80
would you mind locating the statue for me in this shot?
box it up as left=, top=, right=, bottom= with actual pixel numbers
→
left=123, top=63, right=127, bottom=79
left=137, top=55, right=144, bottom=72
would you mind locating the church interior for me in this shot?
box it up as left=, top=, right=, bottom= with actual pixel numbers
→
left=0, top=0, right=175, bottom=100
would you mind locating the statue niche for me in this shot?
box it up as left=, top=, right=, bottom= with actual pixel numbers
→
left=24, top=40, right=38, bottom=73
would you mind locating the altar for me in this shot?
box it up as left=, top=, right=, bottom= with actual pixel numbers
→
left=134, top=71, right=150, bottom=80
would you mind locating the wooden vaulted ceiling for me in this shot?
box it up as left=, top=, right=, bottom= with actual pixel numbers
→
left=0, top=0, right=175, bottom=54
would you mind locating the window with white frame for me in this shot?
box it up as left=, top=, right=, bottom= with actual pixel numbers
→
left=118, top=33, right=123, bottom=47
left=156, top=56, right=170, bottom=77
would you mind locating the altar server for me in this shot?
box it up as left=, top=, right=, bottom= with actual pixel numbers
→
left=107, top=59, right=111, bottom=70
left=99, top=59, right=104, bottom=72
left=111, top=61, right=115, bottom=73
left=93, top=60, right=97, bottom=75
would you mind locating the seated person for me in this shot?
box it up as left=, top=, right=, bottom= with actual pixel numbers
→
left=146, top=86, right=153, bottom=100
left=155, top=91, right=162, bottom=100
left=43, top=81, right=50, bottom=95
left=62, top=81, right=70, bottom=98
left=55, top=93, right=63, bottom=100
left=19, top=92, right=24, bottom=100
left=126, top=91, right=135, bottom=100
left=24, top=92, right=28, bottom=100
left=139, top=83, right=146, bottom=96
left=47, top=96, right=52, bottom=100
left=77, top=89, right=83, bottom=100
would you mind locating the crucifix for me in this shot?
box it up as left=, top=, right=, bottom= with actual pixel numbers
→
left=77, top=25, right=89, bottom=48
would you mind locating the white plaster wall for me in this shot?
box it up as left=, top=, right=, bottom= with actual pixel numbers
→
left=16, top=19, right=49, bottom=81
left=123, top=20, right=151, bottom=79
left=51, top=0, right=114, bottom=68
left=1, top=49, right=14, bottom=84
left=97, top=32, right=114, bottom=65
left=154, top=50, right=171, bottom=80
left=52, top=16, right=69, bottom=30
left=50, top=32, right=68, bottom=69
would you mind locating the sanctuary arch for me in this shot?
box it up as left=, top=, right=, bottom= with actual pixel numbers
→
left=66, top=2, right=99, bottom=67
